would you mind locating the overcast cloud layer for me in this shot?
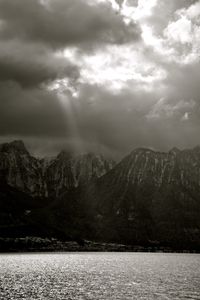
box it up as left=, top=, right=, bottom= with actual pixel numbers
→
left=0, top=0, right=200, bottom=158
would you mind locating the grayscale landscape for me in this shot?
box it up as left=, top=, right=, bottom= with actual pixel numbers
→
left=0, top=0, right=200, bottom=299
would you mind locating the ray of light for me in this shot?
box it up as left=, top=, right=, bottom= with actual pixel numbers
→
left=48, top=79, right=85, bottom=153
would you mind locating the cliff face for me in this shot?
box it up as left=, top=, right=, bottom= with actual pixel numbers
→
left=44, top=151, right=115, bottom=197
left=0, top=140, right=200, bottom=249
left=95, top=146, right=200, bottom=195
left=86, top=147, right=200, bottom=245
left=0, top=140, right=115, bottom=198
left=0, top=141, right=45, bottom=197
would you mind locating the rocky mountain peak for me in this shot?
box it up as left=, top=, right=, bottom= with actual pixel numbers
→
left=0, top=140, right=116, bottom=197
left=129, top=147, right=156, bottom=158
left=57, top=150, right=73, bottom=161
left=169, top=147, right=180, bottom=155
left=0, top=140, right=28, bottom=155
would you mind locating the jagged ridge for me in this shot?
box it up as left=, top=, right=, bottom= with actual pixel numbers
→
left=0, top=140, right=115, bottom=198
left=85, top=146, right=200, bottom=246
left=1, top=140, right=200, bottom=249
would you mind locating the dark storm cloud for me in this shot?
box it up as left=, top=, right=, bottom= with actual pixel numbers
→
left=0, top=0, right=140, bottom=48
left=58, top=84, right=158, bottom=155
left=62, top=70, right=200, bottom=157
left=0, top=0, right=140, bottom=156
left=0, top=0, right=200, bottom=157
left=0, top=0, right=141, bottom=88
left=164, top=63, right=200, bottom=102
left=0, top=41, right=79, bottom=87
left=0, top=82, right=67, bottom=137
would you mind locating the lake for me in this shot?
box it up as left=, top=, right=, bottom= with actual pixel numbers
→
left=0, top=253, right=200, bottom=299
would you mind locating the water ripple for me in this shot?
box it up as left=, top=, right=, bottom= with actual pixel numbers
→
left=0, top=253, right=200, bottom=299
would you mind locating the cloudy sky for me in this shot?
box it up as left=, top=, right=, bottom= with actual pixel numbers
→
left=0, top=0, right=200, bottom=158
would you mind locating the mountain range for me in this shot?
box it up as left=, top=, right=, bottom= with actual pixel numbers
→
left=0, top=140, right=200, bottom=251
left=0, top=140, right=115, bottom=197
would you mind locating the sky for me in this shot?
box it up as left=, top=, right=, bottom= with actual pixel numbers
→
left=0, top=0, right=200, bottom=158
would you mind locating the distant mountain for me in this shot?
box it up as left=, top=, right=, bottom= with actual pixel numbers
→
left=44, top=151, right=115, bottom=197
left=0, top=140, right=45, bottom=197
left=0, top=140, right=115, bottom=198
left=84, top=147, right=200, bottom=247
left=0, top=140, right=200, bottom=250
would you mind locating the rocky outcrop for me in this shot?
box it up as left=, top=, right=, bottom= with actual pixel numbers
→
left=0, top=141, right=45, bottom=197
left=44, top=151, right=115, bottom=197
left=0, top=140, right=115, bottom=198
left=84, top=147, right=200, bottom=246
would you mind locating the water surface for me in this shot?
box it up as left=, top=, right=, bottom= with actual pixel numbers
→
left=0, top=252, right=200, bottom=299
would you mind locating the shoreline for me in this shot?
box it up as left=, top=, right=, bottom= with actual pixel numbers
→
left=0, top=237, right=199, bottom=253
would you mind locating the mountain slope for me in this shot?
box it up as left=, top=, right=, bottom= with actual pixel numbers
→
left=84, top=147, right=200, bottom=247
left=0, top=141, right=45, bottom=197
left=0, top=140, right=115, bottom=198
left=0, top=140, right=200, bottom=250
left=44, top=151, right=115, bottom=197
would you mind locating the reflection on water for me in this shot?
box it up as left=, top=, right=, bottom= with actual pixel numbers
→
left=0, top=252, right=200, bottom=299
